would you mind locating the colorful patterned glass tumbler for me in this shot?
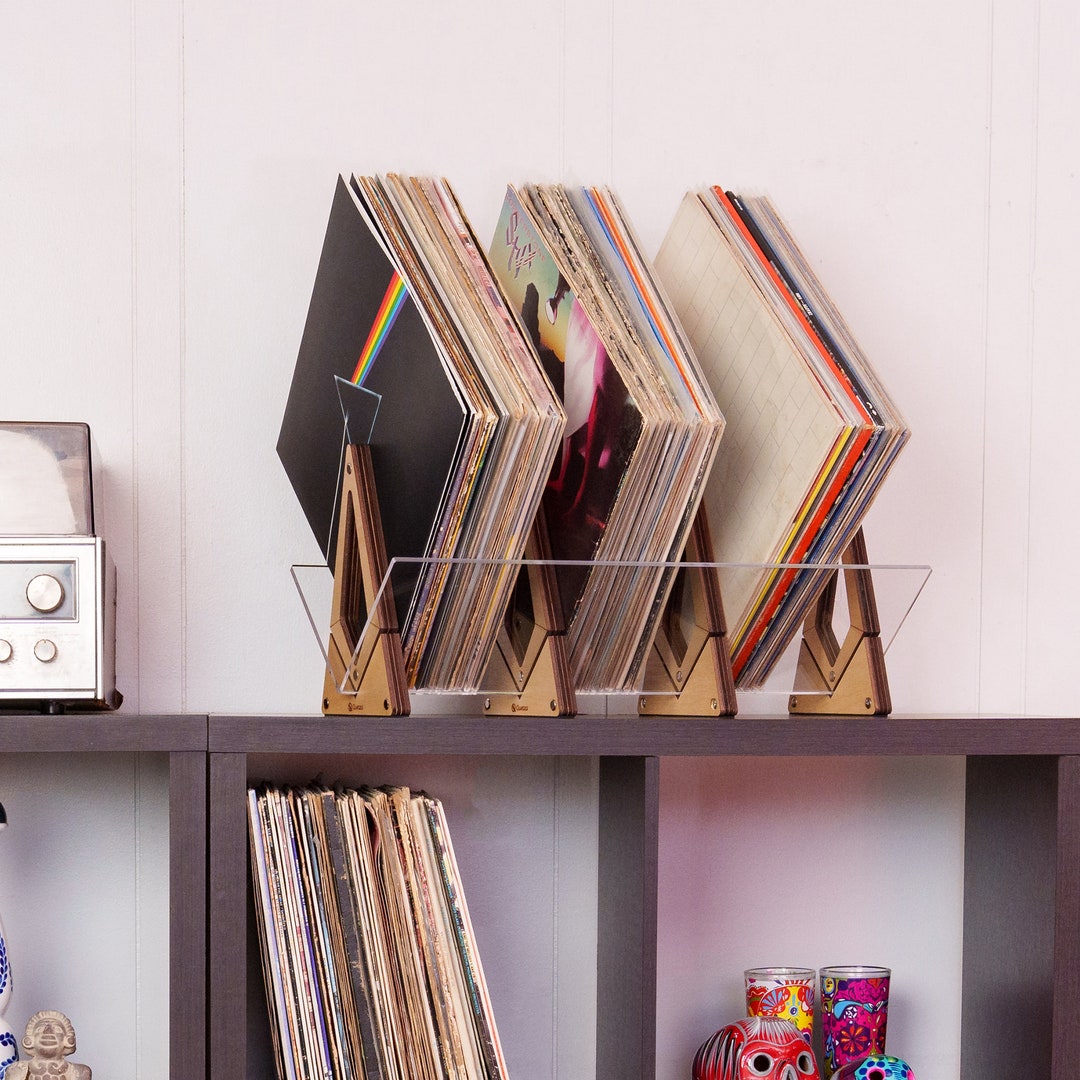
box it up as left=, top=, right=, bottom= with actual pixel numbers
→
left=819, top=965, right=890, bottom=1077
left=745, top=967, right=816, bottom=1044
left=831, top=1054, right=915, bottom=1080
left=693, top=1016, right=819, bottom=1080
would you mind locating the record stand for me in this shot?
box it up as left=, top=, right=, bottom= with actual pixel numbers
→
left=322, top=443, right=410, bottom=716
left=481, top=511, right=577, bottom=718
left=637, top=507, right=738, bottom=717
left=788, top=527, right=891, bottom=716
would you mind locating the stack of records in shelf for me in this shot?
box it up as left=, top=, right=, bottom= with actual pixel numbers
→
left=248, top=781, right=508, bottom=1080
left=654, top=187, right=909, bottom=687
left=488, top=183, right=726, bottom=692
left=277, top=174, right=565, bottom=691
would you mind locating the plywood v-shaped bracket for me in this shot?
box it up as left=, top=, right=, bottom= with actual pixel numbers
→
left=638, top=507, right=738, bottom=717
left=322, top=443, right=410, bottom=716
left=788, top=527, right=891, bottom=716
left=482, top=512, right=577, bottom=718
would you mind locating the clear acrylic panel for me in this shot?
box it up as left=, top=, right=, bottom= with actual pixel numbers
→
left=291, top=551, right=931, bottom=710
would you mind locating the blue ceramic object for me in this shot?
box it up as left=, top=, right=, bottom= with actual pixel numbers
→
left=0, top=914, right=16, bottom=1078
left=831, top=1054, right=915, bottom=1080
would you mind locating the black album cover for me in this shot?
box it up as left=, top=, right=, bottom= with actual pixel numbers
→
left=276, top=176, right=468, bottom=620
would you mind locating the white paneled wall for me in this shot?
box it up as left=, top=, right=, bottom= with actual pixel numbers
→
left=1, top=0, right=1076, bottom=1076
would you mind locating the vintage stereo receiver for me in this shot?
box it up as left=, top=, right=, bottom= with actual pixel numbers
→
left=0, top=422, right=120, bottom=711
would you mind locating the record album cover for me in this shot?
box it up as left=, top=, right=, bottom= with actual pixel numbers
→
left=277, top=175, right=468, bottom=589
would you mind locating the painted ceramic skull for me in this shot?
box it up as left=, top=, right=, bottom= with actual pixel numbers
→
left=831, top=1054, right=915, bottom=1080
left=693, top=1016, right=820, bottom=1080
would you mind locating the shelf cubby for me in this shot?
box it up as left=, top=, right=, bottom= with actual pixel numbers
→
left=0, top=713, right=206, bottom=1080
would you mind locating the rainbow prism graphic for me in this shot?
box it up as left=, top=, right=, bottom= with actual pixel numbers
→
left=335, top=270, right=409, bottom=449
left=352, top=270, right=408, bottom=385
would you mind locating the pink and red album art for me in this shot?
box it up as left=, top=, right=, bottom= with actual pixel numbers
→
left=489, top=185, right=642, bottom=620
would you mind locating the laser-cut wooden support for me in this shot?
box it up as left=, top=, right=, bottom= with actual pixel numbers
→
left=637, top=507, right=738, bottom=717
left=788, top=527, right=891, bottom=716
left=481, top=512, right=577, bottom=718
left=322, top=443, right=410, bottom=716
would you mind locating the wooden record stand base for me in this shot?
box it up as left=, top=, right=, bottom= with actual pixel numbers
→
left=321, top=444, right=575, bottom=718
left=637, top=517, right=891, bottom=718
left=638, top=508, right=738, bottom=717
left=481, top=512, right=576, bottom=718
left=788, top=528, right=891, bottom=716
left=322, top=444, right=410, bottom=716
left=318, top=454, right=889, bottom=718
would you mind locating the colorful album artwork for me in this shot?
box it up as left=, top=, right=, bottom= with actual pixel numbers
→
left=489, top=186, right=642, bottom=622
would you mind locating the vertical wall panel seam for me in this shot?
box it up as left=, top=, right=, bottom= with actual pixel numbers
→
left=1020, top=0, right=1042, bottom=715
left=129, top=0, right=141, bottom=716
left=179, top=0, right=189, bottom=715
left=552, top=758, right=560, bottom=1079
left=558, top=0, right=566, bottom=177
left=979, top=0, right=1040, bottom=712
left=128, top=1, right=143, bottom=1067
left=977, top=0, right=995, bottom=711
left=608, top=0, right=615, bottom=181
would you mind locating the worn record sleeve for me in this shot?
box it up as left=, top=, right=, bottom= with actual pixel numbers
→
left=248, top=789, right=295, bottom=1080
left=315, top=789, right=385, bottom=1080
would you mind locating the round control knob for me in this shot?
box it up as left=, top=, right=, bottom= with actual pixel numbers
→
left=26, top=574, right=64, bottom=614
left=33, top=639, right=58, bottom=664
left=0, top=640, right=11, bottom=663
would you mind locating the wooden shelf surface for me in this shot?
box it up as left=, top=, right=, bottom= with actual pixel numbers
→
left=0, top=712, right=206, bottom=752
left=2, top=710, right=1070, bottom=759
left=209, top=712, right=1080, bottom=758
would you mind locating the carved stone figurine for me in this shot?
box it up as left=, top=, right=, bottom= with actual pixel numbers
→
left=5, top=1012, right=90, bottom=1079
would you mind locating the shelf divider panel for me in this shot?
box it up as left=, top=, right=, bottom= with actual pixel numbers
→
left=597, top=756, right=659, bottom=1080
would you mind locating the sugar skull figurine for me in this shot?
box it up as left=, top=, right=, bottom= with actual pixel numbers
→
left=831, top=1054, right=915, bottom=1080
left=693, top=1016, right=820, bottom=1080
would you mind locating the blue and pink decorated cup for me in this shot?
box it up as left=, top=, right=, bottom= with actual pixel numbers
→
left=819, top=965, right=891, bottom=1076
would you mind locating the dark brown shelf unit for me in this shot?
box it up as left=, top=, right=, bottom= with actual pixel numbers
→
left=206, top=712, right=1080, bottom=1080
left=0, top=712, right=207, bottom=1080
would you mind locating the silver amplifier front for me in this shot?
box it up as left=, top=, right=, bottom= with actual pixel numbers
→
left=0, top=536, right=119, bottom=711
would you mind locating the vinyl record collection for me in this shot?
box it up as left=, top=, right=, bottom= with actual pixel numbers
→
left=487, top=184, right=725, bottom=691
left=277, top=176, right=908, bottom=696
left=248, top=782, right=507, bottom=1080
left=277, top=174, right=564, bottom=692
left=654, top=188, right=908, bottom=686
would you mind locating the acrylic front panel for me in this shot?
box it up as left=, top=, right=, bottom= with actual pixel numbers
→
left=0, top=752, right=170, bottom=1080
left=656, top=756, right=966, bottom=1080
left=241, top=753, right=599, bottom=1079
